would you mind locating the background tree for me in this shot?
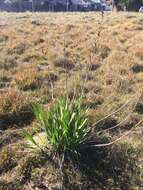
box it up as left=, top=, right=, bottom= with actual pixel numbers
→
left=114, top=0, right=143, bottom=11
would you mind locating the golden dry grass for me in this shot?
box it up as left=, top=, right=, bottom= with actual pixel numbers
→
left=0, top=12, right=143, bottom=190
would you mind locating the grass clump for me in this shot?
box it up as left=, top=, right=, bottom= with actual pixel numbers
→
left=0, top=90, right=32, bottom=115
left=0, top=71, right=9, bottom=88
left=0, top=54, right=18, bottom=70
left=99, top=45, right=110, bottom=59
left=0, top=35, right=8, bottom=43
left=25, top=97, right=90, bottom=154
left=53, top=56, right=74, bottom=70
left=12, top=67, right=40, bottom=91
left=0, top=90, right=34, bottom=129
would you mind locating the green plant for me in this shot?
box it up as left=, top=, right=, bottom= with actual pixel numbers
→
left=25, top=97, right=90, bottom=154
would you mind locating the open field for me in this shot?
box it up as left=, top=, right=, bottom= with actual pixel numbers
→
left=0, top=12, right=143, bottom=189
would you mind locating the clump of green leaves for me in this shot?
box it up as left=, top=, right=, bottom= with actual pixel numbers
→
left=25, top=97, right=90, bottom=154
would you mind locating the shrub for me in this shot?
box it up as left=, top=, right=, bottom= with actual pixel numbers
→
left=131, top=63, right=143, bottom=73
left=14, top=43, right=27, bottom=55
left=0, top=35, right=8, bottom=43
left=135, top=101, right=143, bottom=114
left=53, top=56, right=74, bottom=70
left=99, top=46, right=110, bottom=59
left=25, top=97, right=90, bottom=154
left=40, top=71, right=58, bottom=83
left=89, top=63, right=101, bottom=71
left=118, top=0, right=142, bottom=11
left=0, top=55, right=17, bottom=70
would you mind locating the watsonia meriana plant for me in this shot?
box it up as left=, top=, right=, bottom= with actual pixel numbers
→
left=25, top=97, right=90, bottom=154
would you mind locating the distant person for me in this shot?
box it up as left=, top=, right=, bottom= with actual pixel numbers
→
left=123, top=5, right=126, bottom=12
left=101, top=5, right=104, bottom=19
left=139, top=6, right=143, bottom=13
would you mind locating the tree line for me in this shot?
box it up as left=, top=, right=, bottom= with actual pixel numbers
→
left=114, top=0, right=143, bottom=11
left=1, top=0, right=143, bottom=12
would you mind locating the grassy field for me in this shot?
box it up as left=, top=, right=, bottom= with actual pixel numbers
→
left=0, top=12, right=143, bottom=189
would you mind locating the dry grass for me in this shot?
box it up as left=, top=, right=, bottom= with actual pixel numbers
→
left=12, top=66, right=41, bottom=90
left=0, top=90, right=31, bottom=115
left=0, top=12, right=143, bottom=189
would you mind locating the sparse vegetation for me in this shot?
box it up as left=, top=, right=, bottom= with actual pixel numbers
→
left=0, top=12, right=142, bottom=190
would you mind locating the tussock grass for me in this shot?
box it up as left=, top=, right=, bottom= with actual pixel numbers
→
left=0, top=90, right=32, bottom=115
left=0, top=90, right=34, bottom=129
left=25, top=97, right=90, bottom=155
left=12, top=66, right=41, bottom=91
